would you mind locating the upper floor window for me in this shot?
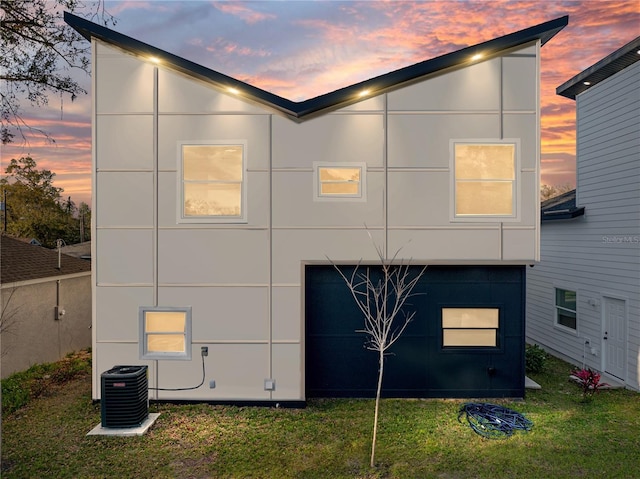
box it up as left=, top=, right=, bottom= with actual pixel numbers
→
left=178, top=142, right=246, bottom=223
left=314, top=162, right=366, bottom=201
left=451, top=141, right=518, bottom=219
left=555, top=288, right=577, bottom=331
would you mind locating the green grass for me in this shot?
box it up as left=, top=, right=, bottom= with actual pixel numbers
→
left=2, top=351, right=640, bottom=478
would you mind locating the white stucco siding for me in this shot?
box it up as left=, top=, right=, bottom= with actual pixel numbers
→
left=271, top=114, right=384, bottom=169
left=94, top=286, right=154, bottom=341
left=527, top=60, right=639, bottom=390
left=158, top=68, right=267, bottom=114
left=96, top=115, right=154, bottom=170
left=387, top=58, right=501, bottom=111
left=95, top=43, right=155, bottom=113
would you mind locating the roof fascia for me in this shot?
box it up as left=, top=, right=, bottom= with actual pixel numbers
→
left=65, top=12, right=568, bottom=121
left=557, top=36, right=640, bottom=100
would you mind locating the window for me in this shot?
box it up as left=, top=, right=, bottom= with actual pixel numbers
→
left=139, top=307, right=192, bottom=360
left=442, top=308, right=499, bottom=347
left=452, top=141, right=518, bottom=218
left=178, top=142, right=246, bottom=223
left=555, top=288, right=577, bottom=331
left=314, top=162, right=366, bottom=201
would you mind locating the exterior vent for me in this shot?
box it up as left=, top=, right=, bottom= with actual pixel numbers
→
left=100, top=365, right=149, bottom=428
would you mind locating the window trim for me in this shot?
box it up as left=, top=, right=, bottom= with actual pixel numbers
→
left=139, top=306, right=192, bottom=360
left=449, top=139, right=521, bottom=222
left=177, top=140, right=248, bottom=224
left=554, top=287, right=578, bottom=334
left=313, top=162, right=367, bottom=202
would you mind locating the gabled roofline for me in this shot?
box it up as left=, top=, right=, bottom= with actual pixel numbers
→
left=65, top=12, right=567, bottom=121
left=557, top=36, right=640, bottom=100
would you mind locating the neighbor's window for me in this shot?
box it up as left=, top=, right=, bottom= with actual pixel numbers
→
left=139, top=307, right=192, bottom=360
left=179, top=142, right=246, bottom=222
left=555, top=288, right=577, bottom=331
left=314, top=162, right=366, bottom=201
left=452, top=141, right=517, bottom=218
left=442, top=308, right=499, bottom=347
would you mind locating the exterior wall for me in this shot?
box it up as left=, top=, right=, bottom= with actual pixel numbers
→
left=1, top=274, right=91, bottom=378
left=93, top=40, right=541, bottom=401
left=527, top=61, right=640, bottom=390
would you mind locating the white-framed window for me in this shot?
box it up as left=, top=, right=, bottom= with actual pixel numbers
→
left=313, top=162, right=366, bottom=201
left=450, top=140, right=519, bottom=220
left=442, top=308, right=500, bottom=347
left=178, top=141, right=247, bottom=223
left=555, top=288, right=577, bottom=331
left=139, top=306, right=192, bottom=360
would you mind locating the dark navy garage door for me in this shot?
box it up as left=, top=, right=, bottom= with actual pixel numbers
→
left=305, top=265, right=525, bottom=399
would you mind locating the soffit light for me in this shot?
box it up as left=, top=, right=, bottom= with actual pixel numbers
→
left=471, top=53, right=483, bottom=61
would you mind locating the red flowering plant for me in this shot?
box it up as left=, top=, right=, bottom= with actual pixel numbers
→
left=570, top=368, right=610, bottom=402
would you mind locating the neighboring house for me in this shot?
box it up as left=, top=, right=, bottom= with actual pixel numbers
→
left=60, top=241, right=91, bottom=261
left=65, top=12, right=568, bottom=404
left=0, top=235, right=92, bottom=378
left=527, top=37, right=640, bottom=391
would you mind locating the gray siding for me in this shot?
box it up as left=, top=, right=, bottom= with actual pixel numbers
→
left=527, top=61, right=640, bottom=390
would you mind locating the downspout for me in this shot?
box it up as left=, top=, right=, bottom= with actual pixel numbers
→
left=383, top=93, right=389, bottom=260
left=152, top=65, right=160, bottom=400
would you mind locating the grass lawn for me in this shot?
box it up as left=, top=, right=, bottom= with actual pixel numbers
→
left=2, top=350, right=640, bottom=479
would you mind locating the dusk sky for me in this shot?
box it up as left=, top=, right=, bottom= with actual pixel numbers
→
left=1, top=0, right=638, bottom=207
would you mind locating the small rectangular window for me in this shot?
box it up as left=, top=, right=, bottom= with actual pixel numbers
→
left=452, top=141, right=518, bottom=218
left=314, top=162, right=366, bottom=201
left=555, top=288, right=577, bottom=330
left=140, top=307, right=192, bottom=360
left=178, top=142, right=246, bottom=223
left=442, top=308, right=499, bottom=347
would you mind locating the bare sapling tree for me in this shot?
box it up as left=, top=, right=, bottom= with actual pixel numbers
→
left=330, top=233, right=427, bottom=468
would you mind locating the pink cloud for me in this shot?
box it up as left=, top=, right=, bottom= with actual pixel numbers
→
left=213, top=1, right=276, bottom=24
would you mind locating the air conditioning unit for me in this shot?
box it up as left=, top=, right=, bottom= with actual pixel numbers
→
left=101, top=365, right=149, bottom=428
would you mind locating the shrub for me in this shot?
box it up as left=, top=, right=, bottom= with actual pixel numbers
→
left=570, top=368, right=609, bottom=402
left=525, top=344, right=548, bottom=374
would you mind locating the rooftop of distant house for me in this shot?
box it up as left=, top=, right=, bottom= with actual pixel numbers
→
left=1, top=235, right=91, bottom=285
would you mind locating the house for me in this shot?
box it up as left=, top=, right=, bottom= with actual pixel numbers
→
left=65, top=12, right=567, bottom=404
left=527, top=37, right=640, bottom=391
left=0, top=235, right=92, bottom=378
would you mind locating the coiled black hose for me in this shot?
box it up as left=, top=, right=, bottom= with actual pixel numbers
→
left=458, top=402, right=533, bottom=439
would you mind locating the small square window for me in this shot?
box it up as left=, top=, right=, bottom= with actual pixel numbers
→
left=314, top=162, right=366, bottom=201
left=555, top=288, right=577, bottom=331
left=139, top=307, right=192, bottom=360
left=442, top=308, right=499, bottom=347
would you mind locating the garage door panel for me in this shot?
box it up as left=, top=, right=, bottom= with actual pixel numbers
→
left=305, top=265, right=525, bottom=398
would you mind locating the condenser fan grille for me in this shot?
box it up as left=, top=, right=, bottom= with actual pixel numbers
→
left=101, top=365, right=149, bottom=428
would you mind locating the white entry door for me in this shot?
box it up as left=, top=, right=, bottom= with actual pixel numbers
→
left=603, top=296, right=626, bottom=381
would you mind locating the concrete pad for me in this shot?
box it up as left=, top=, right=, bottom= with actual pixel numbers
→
left=87, top=413, right=160, bottom=437
left=525, top=376, right=541, bottom=389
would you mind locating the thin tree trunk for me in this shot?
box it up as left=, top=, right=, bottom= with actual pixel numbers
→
left=371, top=348, right=385, bottom=468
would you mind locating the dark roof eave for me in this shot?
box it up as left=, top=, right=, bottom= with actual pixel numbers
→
left=541, top=206, right=585, bottom=221
left=557, top=36, right=640, bottom=100
left=65, top=12, right=568, bottom=120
